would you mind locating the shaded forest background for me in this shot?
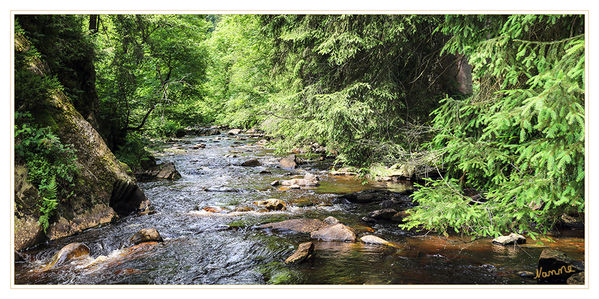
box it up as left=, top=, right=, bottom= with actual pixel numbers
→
left=14, top=14, right=585, bottom=238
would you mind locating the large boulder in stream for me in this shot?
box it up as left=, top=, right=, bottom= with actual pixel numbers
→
left=130, top=228, right=164, bottom=245
left=40, top=243, right=90, bottom=271
left=14, top=34, right=149, bottom=250
left=310, top=223, right=357, bottom=242
left=259, top=218, right=328, bottom=233
left=537, top=249, right=584, bottom=284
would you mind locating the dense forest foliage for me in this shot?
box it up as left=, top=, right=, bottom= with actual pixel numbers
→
left=14, top=14, right=585, bottom=238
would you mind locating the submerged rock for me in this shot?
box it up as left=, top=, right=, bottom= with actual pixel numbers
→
left=41, top=243, right=90, bottom=271
left=360, top=235, right=392, bottom=246
left=310, top=223, right=357, bottom=242
left=130, top=228, right=164, bottom=245
left=192, top=143, right=206, bottom=149
left=285, top=242, right=314, bottom=264
left=259, top=218, right=328, bottom=233
left=537, top=249, right=584, bottom=284
left=492, top=233, right=526, bottom=246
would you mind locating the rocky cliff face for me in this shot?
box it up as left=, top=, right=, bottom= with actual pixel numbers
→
left=14, top=34, right=149, bottom=251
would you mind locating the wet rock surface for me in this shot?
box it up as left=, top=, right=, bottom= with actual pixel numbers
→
left=130, top=228, right=164, bottom=245
left=285, top=242, right=314, bottom=264
left=492, top=233, right=526, bottom=246
left=537, top=249, right=584, bottom=284
left=310, top=223, right=357, bottom=242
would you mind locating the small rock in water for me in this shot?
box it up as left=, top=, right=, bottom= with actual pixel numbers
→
left=41, top=243, right=90, bottom=271
left=130, top=228, right=164, bottom=245
left=310, top=223, right=357, bottom=242
left=285, top=242, right=314, bottom=264
left=254, top=199, right=286, bottom=211
left=259, top=169, right=272, bottom=174
left=240, top=158, right=262, bottom=167
left=367, top=209, right=398, bottom=220
left=271, top=180, right=281, bottom=186
left=279, top=155, right=298, bottom=169
left=192, top=143, right=206, bottom=149
left=492, top=233, right=526, bottom=246
left=360, top=235, right=391, bottom=246
left=227, top=129, right=242, bottom=135
left=323, top=216, right=339, bottom=225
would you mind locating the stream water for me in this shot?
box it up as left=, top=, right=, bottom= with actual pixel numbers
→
left=14, top=132, right=585, bottom=285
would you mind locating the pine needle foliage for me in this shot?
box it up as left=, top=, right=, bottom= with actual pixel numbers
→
left=401, top=15, right=585, bottom=238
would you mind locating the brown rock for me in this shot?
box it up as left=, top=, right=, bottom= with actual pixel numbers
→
left=360, top=235, right=391, bottom=246
left=41, top=243, right=90, bottom=271
left=241, top=158, right=262, bottom=167
left=130, top=228, right=164, bottom=245
left=259, top=218, right=328, bottom=233
left=279, top=155, right=297, bottom=169
left=285, top=242, right=314, bottom=264
left=323, top=216, right=339, bottom=225
left=391, top=210, right=410, bottom=223
left=227, top=129, right=242, bottom=135
left=254, top=199, right=286, bottom=211
left=310, top=223, right=357, bottom=242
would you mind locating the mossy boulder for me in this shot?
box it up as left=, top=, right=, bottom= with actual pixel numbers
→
left=14, top=36, right=149, bottom=250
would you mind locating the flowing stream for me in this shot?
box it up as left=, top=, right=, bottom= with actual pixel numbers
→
left=14, top=132, right=585, bottom=285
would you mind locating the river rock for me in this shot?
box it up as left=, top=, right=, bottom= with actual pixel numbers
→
left=227, top=129, right=242, bottom=135
left=323, top=216, right=339, bottom=225
left=192, top=143, right=206, bottom=149
left=259, top=218, right=328, bottom=233
left=137, top=162, right=182, bottom=181
left=175, top=128, right=186, bottom=138
left=566, top=272, right=585, bottom=285
left=279, top=155, right=298, bottom=169
left=41, top=243, right=90, bottom=271
left=130, top=228, right=164, bottom=245
left=310, top=223, right=357, bottom=242
left=367, top=209, right=398, bottom=220
left=285, top=242, right=314, bottom=264
left=391, top=210, right=410, bottom=223
left=492, top=233, right=526, bottom=246
left=254, top=199, right=286, bottom=211
left=241, top=158, right=262, bottom=167
left=275, top=173, right=320, bottom=188
left=360, top=235, right=391, bottom=246
left=537, top=249, right=584, bottom=284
